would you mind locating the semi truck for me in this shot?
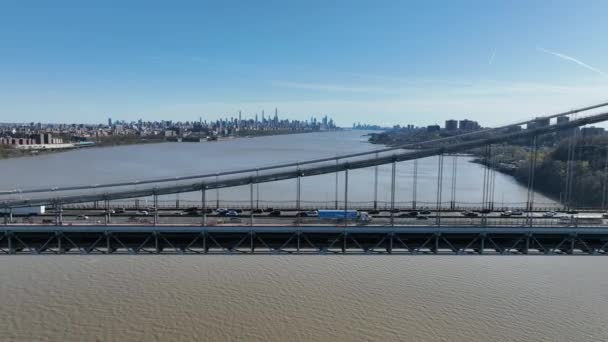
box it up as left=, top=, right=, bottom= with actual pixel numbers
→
left=0, top=206, right=46, bottom=216
left=318, top=210, right=371, bottom=223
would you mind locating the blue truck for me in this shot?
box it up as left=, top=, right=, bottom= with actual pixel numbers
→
left=317, top=210, right=371, bottom=222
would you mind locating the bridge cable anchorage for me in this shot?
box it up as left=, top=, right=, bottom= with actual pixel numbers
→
left=6, top=102, right=608, bottom=198
left=7, top=110, right=608, bottom=209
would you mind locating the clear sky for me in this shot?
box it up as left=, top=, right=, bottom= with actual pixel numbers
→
left=1, top=0, right=608, bottom=126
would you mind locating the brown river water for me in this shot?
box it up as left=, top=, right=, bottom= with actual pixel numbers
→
left=1, top=256, right=608, bottom=341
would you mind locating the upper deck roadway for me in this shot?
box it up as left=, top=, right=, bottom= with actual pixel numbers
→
left=2, top=105, right=608, bottom=209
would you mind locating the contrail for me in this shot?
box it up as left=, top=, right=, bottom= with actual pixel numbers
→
left=488, top=48, right=496, bottom=65
left=537, top=47, right=608, bottom=78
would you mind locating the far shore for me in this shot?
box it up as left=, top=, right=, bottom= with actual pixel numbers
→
left=0, top=129, right=338, bottom=161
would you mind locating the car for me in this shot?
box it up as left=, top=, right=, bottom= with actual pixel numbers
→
left=559, top=216, right=572, bottom=223
left=138, top=210, right=149, bottom=216
left=420, top=210, right=432, bottom=215
left=368, top=210, right=380, bottom=215
left=603, top=212, right=608, bottom=219
left=543, top=211, right=557, bottom=218
left=268, top=210, right=281, bottom=217
left=500, top=211, right=512, bottom=217
left=263, top=208, right=275, bottom=212
left=462, top=211, right=479, bottom=217
left=480, top=208, right=492, bottom=214
left=225, top=210, right=239, bottom=217
left=229, top=217, right=242, bottom=223
left=228, top=208, right=243, bottom=213
left=76, top=215, right=89, bottom=220
left=252, top=209, right=263, bottom=214
left=295, top=211, right=318, bottom=217
left=511, top=210, right=524, bottom=216
left=566, top=210, right=579, bottom=214
left=398, top=211, right=418, bottom=217
left=146, top=207, right=157, bottom=213
left=182, top=208, right=199, bottom=216
left=216, top=208, right=228, bottom=215
left=106, top=209, right=115, bottom=215
left=115, top=208, right=126, bottom=214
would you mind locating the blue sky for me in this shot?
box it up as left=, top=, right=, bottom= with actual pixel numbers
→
left=1, top=0, right=608, bottom=126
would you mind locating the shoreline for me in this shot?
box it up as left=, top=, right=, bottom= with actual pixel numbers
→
left=0, top=129, right=339, bottom=161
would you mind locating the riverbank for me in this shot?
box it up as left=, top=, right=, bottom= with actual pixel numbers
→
left=369, top=129, right=608, bottom=208
left=0, top=129, right=337, bottom=160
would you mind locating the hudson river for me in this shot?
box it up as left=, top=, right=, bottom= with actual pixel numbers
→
left=3, top=131, right=605, bottom=342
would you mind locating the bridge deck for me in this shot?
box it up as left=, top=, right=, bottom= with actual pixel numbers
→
left=2, top=225, right=608, bottom=255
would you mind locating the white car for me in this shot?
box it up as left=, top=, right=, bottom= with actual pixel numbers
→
left=543, top=211, right=557, bottom=217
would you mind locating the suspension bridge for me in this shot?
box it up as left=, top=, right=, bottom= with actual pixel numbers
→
left=2, top=102, right=608, bottom=255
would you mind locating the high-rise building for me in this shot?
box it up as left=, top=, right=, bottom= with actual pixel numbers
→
left=459, top=119, right=480, bottom=131
left=108, top=118, right=112, bottom=127
left=445, top=119, right=458, bottom=131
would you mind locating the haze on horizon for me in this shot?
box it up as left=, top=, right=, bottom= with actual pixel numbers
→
left=1, top=0, right=607, bottom=127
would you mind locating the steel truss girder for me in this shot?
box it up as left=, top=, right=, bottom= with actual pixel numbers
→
left=3, top=228, right=608, bottom=255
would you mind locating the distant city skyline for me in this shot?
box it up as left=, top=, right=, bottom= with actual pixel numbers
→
left=1, top=1, right=608, bottom=126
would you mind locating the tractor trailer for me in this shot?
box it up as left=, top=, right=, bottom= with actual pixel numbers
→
left=317, top=210, right=371, bottom=222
